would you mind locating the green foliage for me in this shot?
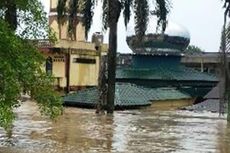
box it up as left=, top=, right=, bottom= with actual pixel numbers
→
left=57, top=0, right=96, bottom=39
left=223, top=0, right=230, bottom=16
left=134, top=0, right=149, bottom=40
left=68, top=0, right=79, bottom=40
left=102, top=0, right=108, bottom=31
left=224, top=23, right=230, bottom=51
left=1, top=0, right=51, bottom=39
left=122, top=0, right=133, bottom=28
left=57, top=0, right=170, bottom=39
left=57, top=0, right=67, bottom=24
left=0, top=1, right=63, bottom=133
left=184, top=45, right=204, bottom=54
left=154, top=0, right=171, bottom=32
left=82, top=0, right=95, bottom=39
left=31, top=74, right=63, bottom=119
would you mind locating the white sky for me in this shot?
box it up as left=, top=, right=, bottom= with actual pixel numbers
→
left=41, top=0, right=224, bottom=53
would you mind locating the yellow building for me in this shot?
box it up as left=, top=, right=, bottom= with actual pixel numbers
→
left=40, top=0, right=108, bottom=92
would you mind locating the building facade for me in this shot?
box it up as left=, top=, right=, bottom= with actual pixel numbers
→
left=181, top=52, right=230, bottom=78
left=39, top=0, right=108, bottom=92
left=64, top=22, right=218, bottom=109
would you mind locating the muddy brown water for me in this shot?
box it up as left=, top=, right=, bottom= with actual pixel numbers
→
left=0, top=101, right=230, bottom=153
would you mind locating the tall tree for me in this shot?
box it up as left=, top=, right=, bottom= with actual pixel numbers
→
left=222, top=0, right=230, bottom=121
left=57, top=0, right=170, bottom=114
left=0, top=0, right=63, bottom=134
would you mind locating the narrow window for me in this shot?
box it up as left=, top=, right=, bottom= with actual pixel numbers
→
left=46, top=57, right=53, bottom=74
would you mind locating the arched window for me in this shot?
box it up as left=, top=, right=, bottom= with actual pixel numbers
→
left=46, top=57, right=53, bottom=74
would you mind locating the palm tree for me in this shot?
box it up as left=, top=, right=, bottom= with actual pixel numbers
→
left=221, top=0, right=230, bottom=121
left=57, top=0, right=170, bottom=114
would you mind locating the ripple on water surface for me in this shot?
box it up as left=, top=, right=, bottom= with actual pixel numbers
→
left=0, top=101, right=230, bottom=153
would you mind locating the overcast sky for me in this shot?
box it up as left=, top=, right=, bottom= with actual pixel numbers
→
left=41, top=0, right=224, bottom=53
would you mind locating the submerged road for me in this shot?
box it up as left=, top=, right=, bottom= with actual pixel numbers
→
left=0, top=101, right=230, bottom=153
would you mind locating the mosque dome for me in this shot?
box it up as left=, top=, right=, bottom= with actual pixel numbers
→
left=126, top=20, right=190, bottom=53
left=164, top=22, right=190, bottom=39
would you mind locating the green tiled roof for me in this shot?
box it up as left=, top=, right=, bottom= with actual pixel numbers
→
left=146, top=87, right=191, bottom=101
left=64, top=83, right=151, bottom=107
left=63, top=83, right=192, bottom=107
left=63, top=87, right=99, bottom=106
left=116, top=65, right=217, bottom=82
left=114, top=83, right=150, bottom=106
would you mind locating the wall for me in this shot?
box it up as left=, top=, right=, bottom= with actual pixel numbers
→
left=52, top=55, right=66, bottom=87
left=181, top=53, right=222, bottom=76
left=76, top=22, right=85, bottom=42
left=150, top=99, right=195, bottom=110
left=41, top=50, right=100, bottom=88
left=69, top=54, right=99, bottom=87
left=43, top=0, right=108, bottom=90
left=49, top=0, right=86, bottom=41
left=42, top=52, right=66, bottom=88
left=51, top=0, right=71, bottom=10
left=50, top=0, right=58, bottom=10
left=49, top=16, right=86, bottom=41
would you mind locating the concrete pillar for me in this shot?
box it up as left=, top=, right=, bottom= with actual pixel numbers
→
left=200, top=58, right=204, bottom=72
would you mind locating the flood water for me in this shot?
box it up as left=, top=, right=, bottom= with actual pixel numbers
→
left=0, top=101, right=230, bottom=153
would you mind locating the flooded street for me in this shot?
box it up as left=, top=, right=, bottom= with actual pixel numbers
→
left=0, top=101, right=230, bottom=153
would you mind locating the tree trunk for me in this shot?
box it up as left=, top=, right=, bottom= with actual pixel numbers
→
left=227, top=39, right=230, bottom=122
left=228, top=98, right=230, bottom=122
left=65, top=49, right=71, bottom=94
left=5, top=0, right=17, bottom=31
left=220, top=25, right=226, bottom=116
left=106, top=23, right=117, bottom=114
left=96, top=55, right=107, bottom=114
left=222, top=10, right=230, bottom=121
left=228, top=93, right=230, bottom=122
left=106, top=0, right=121, bottom=114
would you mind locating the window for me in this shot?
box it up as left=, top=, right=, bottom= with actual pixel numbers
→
left=73, top=58, right=96, bottom=64
left=46, top=57, right=53, bottom=74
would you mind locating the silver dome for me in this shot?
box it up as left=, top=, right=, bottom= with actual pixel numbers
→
left=127, top=20, right=190, bottom=40
left=164, top=22, right=190, bottom=39
left=126, top=19, right=191, bottom=53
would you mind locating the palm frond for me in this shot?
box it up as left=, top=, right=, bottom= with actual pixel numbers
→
left=102, top=0, right=108, bottom=31
left=82, top=0, right=95, bottom=39
left=152, top=0, right=171, bottom=32
left=68, top=0, right=79, bottom=40
left=225, top=23, right=230, bottom=52
left=134, top=0, right=149, bottom=40
left=223, top=0, right=230, bottom=17
left=121, top=0, right=133, bottom=28
left=57, top=0, right=67, bottom=24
